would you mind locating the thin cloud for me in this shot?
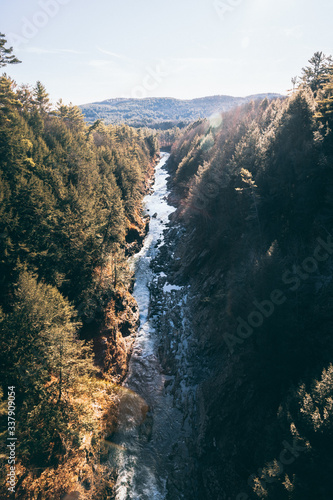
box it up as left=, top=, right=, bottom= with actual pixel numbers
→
left=172, top=56, right=232, bottom=64
left=283, top=26, right=304, bottom=40
left=20, top=47, right=88, bottom=55
left=88, top=59, right=112, bottom=68
left=96, top=46, right=139, bottom=65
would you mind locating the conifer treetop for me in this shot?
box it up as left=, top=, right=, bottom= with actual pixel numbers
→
left=0, top=33, right=21, bottom=68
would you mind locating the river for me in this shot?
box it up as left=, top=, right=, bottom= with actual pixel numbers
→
left=110, top=152, right=200, bottom=499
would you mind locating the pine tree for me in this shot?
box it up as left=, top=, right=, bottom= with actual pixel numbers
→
left=316, top=67, right=333, bottom=128
left=257, top=90, right=322, bottom=239
left=0, top=75, right=22, bottom=113
left=16, top=84, right=34, bottom=113
left=34, top=80, right=51, bottom=113
left=0, top=33, right=21, bottom=68
left=301, top=51, right=333, bottom=95
left=0, top=271, right=96, bottom=463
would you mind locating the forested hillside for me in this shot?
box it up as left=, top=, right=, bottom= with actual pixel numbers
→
left=0, top=68, right=159, bottom=498
left=2, top=24, right=333, bottom=498
left=79, top=94, right=282, bottom=129
left=166, top=52, right=333, bottom=499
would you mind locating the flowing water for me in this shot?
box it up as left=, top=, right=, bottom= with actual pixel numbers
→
left=111, top=153, right=199, bottom=499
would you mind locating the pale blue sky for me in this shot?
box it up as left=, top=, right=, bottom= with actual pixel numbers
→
left=1, top=0, right=332, bottom=105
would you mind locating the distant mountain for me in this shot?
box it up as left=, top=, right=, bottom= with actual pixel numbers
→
left=79, top=94, right=283, bottom=128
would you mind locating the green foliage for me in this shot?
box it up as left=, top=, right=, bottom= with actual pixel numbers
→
left=34, top=81, right=50, bottom=113
left=0, top=74, right=157, bottom=312
left=251, top=365, right=333, bottom=499
left=0, top=271, right=96, bottom=464
left=0, top=33, right=21, bottom=68
left=169, top=52, right=333, bottom=499
left=79, top=94, right=281, bottom=128
left=158, top=126, right=182, bottom=148
left=257, top=89, right=323, bottom=239
left=301, top=51, right=333, bottom=95
left=0, top=74, right=158, bottom=473
left=316, top=65, right=333, bottom=132
left=0, top=75, right=22, bottom=113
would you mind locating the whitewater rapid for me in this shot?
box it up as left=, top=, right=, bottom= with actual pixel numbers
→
left=110, top=152, right=200, bottom=500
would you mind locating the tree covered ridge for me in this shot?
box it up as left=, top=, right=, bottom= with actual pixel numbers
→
left=0, top=73, right=159, bottom=497
left=0, top=76, right=159, bottom=307
left=79, top=94, right=282, bottom=129
left=168, top=53, right=333, bottom=499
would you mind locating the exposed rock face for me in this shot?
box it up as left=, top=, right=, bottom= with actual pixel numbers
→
left=155, top=211, right=273, bottom=499
left=149, top=190, right=242, bottom=499
left=155, top=223, right=231, bottom=499
left=98, top=291, right=140, bottom=382
left=100, top=152, right=242, bottom=498
left=94, top=155, right=159, bottom=382
left=125, top=216, right=150, bottom=256
left=98, top=150, right=229, bottom=498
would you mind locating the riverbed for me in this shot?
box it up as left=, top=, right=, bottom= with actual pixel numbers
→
left=110, top=153, right=202, bottom=499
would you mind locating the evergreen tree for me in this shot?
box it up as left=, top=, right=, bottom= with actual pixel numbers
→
left=34, top=80, right=51, bottom=113
left=168, top=62, right=333, bottom=499
left=0, top=33, right=21, bottom=68
left=0, top=75, right=22, bottom=113
left=301, top=51, right=333, bottom=95
left=316, top=66, right=333, bottom=129
left=0, top=72, right=158, bottom=491
left=0, top=271, right=96, bottom=463
left=257, top=89, right=322, bottom=239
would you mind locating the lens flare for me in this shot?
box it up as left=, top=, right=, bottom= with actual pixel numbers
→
left=209, top=112, right=223, bottom=129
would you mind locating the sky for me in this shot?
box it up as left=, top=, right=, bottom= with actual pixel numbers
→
left=1, top=0, right=333, bottom=106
